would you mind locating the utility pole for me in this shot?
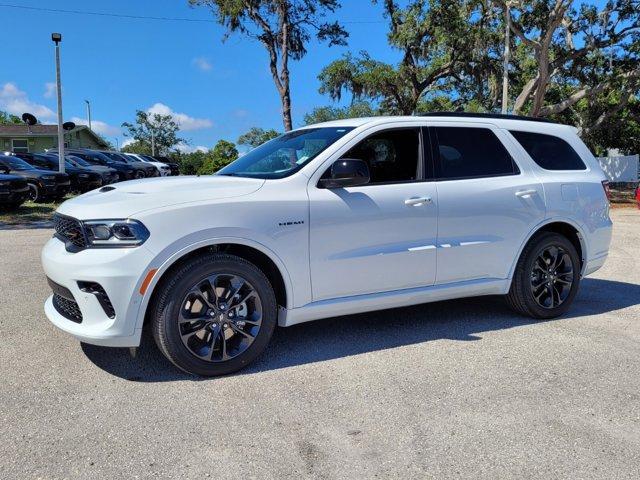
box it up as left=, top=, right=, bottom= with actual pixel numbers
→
left=151, top=129, right=156, bottom=156
left=501, top=4, right=511, bottom=114
left=85, top=100, right=92, bottom=131
left=52, top=33, right=65, bottom=173
left=115, top=138, right=119, bottom=151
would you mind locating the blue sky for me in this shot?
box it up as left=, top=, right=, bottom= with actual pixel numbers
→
left=0, top=0, right=396, bottom=151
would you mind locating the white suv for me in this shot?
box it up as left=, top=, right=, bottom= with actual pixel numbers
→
left=41, top=113, right=612, bottom=376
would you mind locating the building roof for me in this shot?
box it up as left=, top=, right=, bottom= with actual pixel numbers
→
left=0, top=124, right=109, bottom=147
left=0, top=124, right=60, bottom=135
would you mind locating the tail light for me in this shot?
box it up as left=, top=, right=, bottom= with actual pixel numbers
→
left=601, top=180, right=611, bottom=201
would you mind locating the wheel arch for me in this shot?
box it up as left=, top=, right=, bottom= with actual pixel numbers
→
left=134, top=237, right=293, bottom=332
left=509, top=218, right=588, bottom=281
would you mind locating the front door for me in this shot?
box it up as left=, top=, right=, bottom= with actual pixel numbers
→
left=308, top=127, right=438, bottom=302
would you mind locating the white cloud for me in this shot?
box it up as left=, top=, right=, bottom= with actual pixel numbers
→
left=70, top=116, right=120, bottom=136
left=147, top=102, right=213, bottom=131
left=121, top=138, right=135, bottom=149
left=192, top=57, right=213, bottom=71
left=0, top=82, right=55, bottom=120
left=175, top=142, right=209, bottom=153
left=43, top=82, right=56, bottom=99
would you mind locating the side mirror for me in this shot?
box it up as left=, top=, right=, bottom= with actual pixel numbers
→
left=318, top=158, right=370, bottom=189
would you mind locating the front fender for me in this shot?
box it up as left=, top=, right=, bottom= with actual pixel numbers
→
left=131, top=230, right=295, bottom=333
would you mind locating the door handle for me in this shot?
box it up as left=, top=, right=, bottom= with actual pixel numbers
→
left=404, top=196, right=432, bottom=206
left=515, top=189, right=538, bottom=198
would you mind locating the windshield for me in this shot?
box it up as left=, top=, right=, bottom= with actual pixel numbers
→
left=0, top=155, right=35, bottom=171
left=101, top=152, right=129, bottom=163
left=218, top=127, right=354, bottom=179
left=67, top=155, right=91, bottom=167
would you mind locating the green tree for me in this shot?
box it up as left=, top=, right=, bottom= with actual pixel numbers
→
left=0, top=110, right=22, bottom=124
left=121, top=140, right=152, bottom=155
left=237, top=127, right=280, bottom=148
left=303, top=101, right=378, bottom=124
left=318, top=0, right=477, bottom=115
left=121, top=110, right=184, bottom=155
left=496, top=0, right=640, bottom=118
left=197, top=140, right=239, bottom=174
left=190, top=0, right=348, bottom=131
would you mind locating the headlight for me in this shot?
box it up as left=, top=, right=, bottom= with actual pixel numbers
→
left=42, top=175, right=56, bottom=180
left=84, top=219, right=150, bottom=247
left=0, top=181, right=10, bottom=187
left=78, top=173, right=89, bottom=178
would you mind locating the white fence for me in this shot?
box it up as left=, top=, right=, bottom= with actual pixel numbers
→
left=597, top=155, right=639, bottom=182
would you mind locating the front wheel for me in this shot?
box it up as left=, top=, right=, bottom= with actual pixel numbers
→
left=506, top=232, right=581, bottom=319
left=27, top=183, right=41, bottom=202
left=150, top=253, right=277, bottom=376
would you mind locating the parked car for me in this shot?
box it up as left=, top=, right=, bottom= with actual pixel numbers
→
left=151, top=156, right=180, bottom=176
left=66, top=155, right=119, bottom=185
left=41, top=113, right=612, bottom=376
left=0, top=154, right=70, bottom=202
left=98, top=151, right=157, bottom=178
left=51, top=149, right=137, bottom=182
left=123, top=153, right=171, bottom=176
left=12, top=152, right=103, bottom=193
left=0, top=167, right=29, bottom=209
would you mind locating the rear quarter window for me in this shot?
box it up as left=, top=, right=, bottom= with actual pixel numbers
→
left=510, top=130, right=586, bottom=171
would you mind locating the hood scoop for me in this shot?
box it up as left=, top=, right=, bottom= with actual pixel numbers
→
left=99, top=186, right=116, bottom=192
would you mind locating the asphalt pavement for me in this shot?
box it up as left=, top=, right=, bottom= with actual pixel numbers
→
left=1, top=209, right=639, bottom=479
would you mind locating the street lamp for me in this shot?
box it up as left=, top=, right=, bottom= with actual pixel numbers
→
left=52, top=32, right=64, bottom=173
left=85, top=99, right=92, bottom=131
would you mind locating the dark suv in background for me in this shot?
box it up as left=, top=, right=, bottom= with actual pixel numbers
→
left=98, top=151, right=157, bottom=178
left=16, top=153, right=102, bottom=193
left=53, top=149, right=138, bottom=182
left=0, top=154, right=70, bottom=202
left=152, top=156, right=180, bottom=176
left=0, top=166, right=29, bottom=209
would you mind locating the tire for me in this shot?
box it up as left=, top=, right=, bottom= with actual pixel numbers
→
left=150, top=253, right=277, bottom=376
left=27, top=183, right=41, bottom=202
left=506, top=232, right=581, bottom=319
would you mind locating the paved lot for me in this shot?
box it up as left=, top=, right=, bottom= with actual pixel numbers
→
left=1, top=209, right=639, bottom=479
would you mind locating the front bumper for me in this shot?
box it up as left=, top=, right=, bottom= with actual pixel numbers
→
left=41, top=180, right=71, bottom=198
left=41, top=236, right=155, bottom=347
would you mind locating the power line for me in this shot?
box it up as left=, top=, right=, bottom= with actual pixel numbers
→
left=0, top=3, right=384, bottom=24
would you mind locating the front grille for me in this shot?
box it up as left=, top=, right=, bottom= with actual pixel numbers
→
left=52, top=293, right=83, bottom=323
left=53, top=213, right=87, bottom=250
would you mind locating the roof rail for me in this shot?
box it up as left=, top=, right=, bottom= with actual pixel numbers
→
left=417, top=111, right=555, bottom=123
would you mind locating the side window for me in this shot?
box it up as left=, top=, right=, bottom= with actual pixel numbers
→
left=339, top=128, right=421, bottom=184
left=510, top=130, right=586, bottom=170
left=432, top=127, right=518, bottom=180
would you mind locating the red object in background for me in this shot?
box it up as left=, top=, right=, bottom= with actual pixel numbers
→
left=635, top=184, right=640, bottom=209
left=601, top=180, right=611, bottom=201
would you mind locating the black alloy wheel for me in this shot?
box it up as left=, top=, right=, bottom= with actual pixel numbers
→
left=151, top=253, right=277, bottom=376
left=506, top=232, right=581, bottom=319
left=178, top=273, right=262, bottom=363
left=529, top=245, right=574, bottom=309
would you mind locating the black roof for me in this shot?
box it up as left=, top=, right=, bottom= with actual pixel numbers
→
left=418, top=112, right=554, bottom=123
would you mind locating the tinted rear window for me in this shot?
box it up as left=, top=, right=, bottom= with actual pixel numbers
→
left=510, top=131, right=586, bottom=170
left=432, top=127, right=518, bottom=180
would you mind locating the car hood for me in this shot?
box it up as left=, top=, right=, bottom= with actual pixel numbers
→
left=57, top=175, right=265, bottom=219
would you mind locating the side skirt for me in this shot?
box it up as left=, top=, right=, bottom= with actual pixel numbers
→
left=278, top=278, right=510, bottom=327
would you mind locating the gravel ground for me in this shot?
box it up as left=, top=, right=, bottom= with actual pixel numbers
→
left=1, top=209, right=639, bottom=479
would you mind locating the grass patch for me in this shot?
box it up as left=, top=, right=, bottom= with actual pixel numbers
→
left=0, top=195, right=74, bottom=227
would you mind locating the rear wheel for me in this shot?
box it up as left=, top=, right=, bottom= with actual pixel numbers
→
left=506, top=232, right=581, bottom=319
left=150, top=253, right=277, bottom=376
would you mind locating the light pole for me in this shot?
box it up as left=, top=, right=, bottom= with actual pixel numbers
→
left=501, top=4, right=511, bottom=114
left=52, top=32, right=64, bottom=173
left=85, top=99, right=92, bottom=131
left=115, top=137, right=119, bottom=151
left=151, top=129, right=156, bottom=156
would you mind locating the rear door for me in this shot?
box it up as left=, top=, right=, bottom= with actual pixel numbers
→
left=427, top=123, right=546, bottom=284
